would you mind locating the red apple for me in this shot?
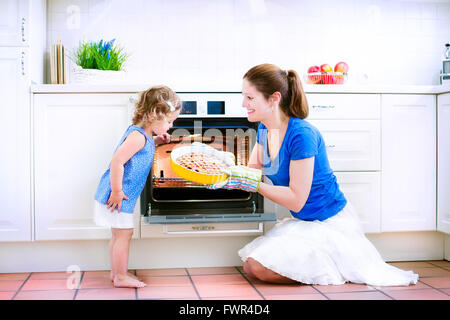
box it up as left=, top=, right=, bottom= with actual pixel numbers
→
left=307, top=65, right=320, bottom=73
left=334, top=61, right=349, bottom=73
left=320, top=64, right=333, bottom=73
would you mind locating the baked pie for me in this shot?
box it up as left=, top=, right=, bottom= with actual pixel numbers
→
left=176, top=153, right=228, bottom=175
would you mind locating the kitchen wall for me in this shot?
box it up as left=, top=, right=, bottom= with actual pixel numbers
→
left=47, top=0, right=450, bottom=88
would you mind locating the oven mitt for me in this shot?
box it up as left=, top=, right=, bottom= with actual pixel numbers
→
left=191, top=142, right=236, bottom=164
left=207, top=165, right=262, bottom=192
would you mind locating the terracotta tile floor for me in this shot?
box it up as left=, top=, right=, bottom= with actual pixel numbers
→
left=1, top=261, right=449, bottom=300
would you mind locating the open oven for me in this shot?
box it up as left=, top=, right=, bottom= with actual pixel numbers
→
left=139, top=93, right=276, bottom=237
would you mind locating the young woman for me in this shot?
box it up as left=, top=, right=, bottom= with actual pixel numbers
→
left=210, top=64, right=418, bottom=286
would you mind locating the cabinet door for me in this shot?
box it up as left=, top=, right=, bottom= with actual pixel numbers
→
left=0, top=47, right=31, bottom=241
left=308, top=119, right=381, bottom=171
left=34, top=94, right=140, bottom=240
left=264, top=172, right=380, bottom=234
left=381, top=94, right=436, bottom=232
left=335, top=172, right=381, bottom=233
left=0, top=0, right=28, bottom=46
left=438, top=93, right=450, bottom=234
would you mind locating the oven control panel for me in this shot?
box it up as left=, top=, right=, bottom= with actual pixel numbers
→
left=176, top=93, right=247, bottom=118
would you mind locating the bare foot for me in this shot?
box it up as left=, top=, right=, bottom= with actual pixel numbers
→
left=110, top=271, right=141, bottom=282
left=113, top=275, right=146, bottom=288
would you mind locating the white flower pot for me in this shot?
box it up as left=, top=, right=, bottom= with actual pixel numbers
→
left=71, top=65, right=127, bottom=84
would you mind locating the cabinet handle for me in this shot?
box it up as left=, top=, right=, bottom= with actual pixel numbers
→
left=21, top=51, right=25, bottom=76
left=312, top=105, right=335, bottom=109
left=326, top=144, right=336, bottom=148
left=21, top=17, right=26, bottom=42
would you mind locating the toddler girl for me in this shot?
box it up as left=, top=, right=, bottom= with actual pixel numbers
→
left=94, top=86, right=181, bottom=288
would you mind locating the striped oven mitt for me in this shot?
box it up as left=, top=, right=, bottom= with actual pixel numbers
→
left=207, top=166, right=262, bottom=192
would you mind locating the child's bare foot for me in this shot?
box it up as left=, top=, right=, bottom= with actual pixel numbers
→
left=113, top=274, right=146, bottom=288
left=110, top=271, right=141, bottom=282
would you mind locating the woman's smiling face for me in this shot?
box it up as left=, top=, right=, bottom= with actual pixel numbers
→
left=242, top=78, right=272, bottom=122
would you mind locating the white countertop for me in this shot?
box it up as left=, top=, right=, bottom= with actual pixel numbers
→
left=30, top=83, right=450, bottom=94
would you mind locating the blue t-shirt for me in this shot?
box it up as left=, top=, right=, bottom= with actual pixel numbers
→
left=257, top=117, right=347, bottom=221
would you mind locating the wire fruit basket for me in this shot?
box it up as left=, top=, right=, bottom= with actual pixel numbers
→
left=306, top=72, right=347, bottom=85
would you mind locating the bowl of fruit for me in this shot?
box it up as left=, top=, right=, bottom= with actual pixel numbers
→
left=306, top=62, right=348, bottom=85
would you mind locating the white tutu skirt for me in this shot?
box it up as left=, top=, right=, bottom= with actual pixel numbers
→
left=93, top=201, right=135, bottom=229
left=238, top=203, right=419, bottom=286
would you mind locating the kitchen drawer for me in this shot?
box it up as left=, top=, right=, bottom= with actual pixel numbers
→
left=306, top=94, right=380, bottom=119
left=308, top=119, right=381, bottom=171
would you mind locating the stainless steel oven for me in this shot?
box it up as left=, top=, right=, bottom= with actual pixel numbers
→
left=139, top=93, right=276, bottom=238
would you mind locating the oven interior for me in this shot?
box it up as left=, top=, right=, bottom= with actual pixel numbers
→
left=141, top=118, right=275, bottom=224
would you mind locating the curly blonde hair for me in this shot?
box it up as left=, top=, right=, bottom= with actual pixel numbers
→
left=132, top=85, right=181, bottom=125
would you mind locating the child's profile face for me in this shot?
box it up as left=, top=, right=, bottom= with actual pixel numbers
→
left=151, top=109, right=180, bottom=136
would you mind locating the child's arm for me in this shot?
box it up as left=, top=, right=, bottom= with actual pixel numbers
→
left=107, top=131, right=146, bottom=213
left=153, top=133, right=171, bottom=145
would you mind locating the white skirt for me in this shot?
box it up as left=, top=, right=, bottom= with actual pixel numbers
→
left=238, top=203, right=419, bottom=286
left=93, top=201, right=135, bottom=229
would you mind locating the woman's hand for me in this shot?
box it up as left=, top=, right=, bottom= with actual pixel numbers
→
left=207, top=166, right=262, bottom=192
left=154, top=133, right=171, bottom=145
left=106, top=190, right=129, bottom=213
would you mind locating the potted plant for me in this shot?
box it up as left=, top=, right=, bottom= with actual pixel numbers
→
left=70, top=39, right=129, bottom=84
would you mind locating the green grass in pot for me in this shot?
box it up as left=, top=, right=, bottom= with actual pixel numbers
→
left=72, top=39, right=128, bottom=71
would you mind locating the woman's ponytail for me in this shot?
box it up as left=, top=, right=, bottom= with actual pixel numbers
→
left=286, top=69, right=309, bottom=119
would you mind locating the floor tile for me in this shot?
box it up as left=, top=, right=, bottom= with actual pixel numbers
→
left=137, top=285, right=198, bottom=299
left=79, top=277, right=114, bottom=289
left=29, top=272, right=69, bottom=280
left=374, top=281, right=429, bottom=291
left=427, top=260, right=450, bottom=267
left=412, top=267, right=450, bottom=278
left=254, top=283, right=317, bottom=296
left=326, top=291, right=392, bottom=300
left=136, top=268, right=187, bottom=277
left=187, top=267, right=239, bottom=275
left=264, top=294, right=328, bottom=300
left=196, top=284, right=260, bottom=299
left=0, top=292, right=15, bottom=300
left=140, top=276, right=192, bottom=287
left=419, top=277, right=450, bottom=289
left=14, top=290, right=75, bottom=300
left=0, top=280, right=23, bottom=292
left=191, top=274, right=247, bottom=286
left=82, top=270, right=111, bottom=279
left=205, top=295, right=264, bottom=300
left=388, top=261, right=435, bottom=269
left=386, top=288, right=450, bottom=300
left=441, top=288, right=450, bottom=295
left=313, top=283, right=375, bottom=294
left=75, top=288, right=135, bottom=300
left=0, top=273, right=29, bottom=281
left=21, top=279, right=71, bottom=291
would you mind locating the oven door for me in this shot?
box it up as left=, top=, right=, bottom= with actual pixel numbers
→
left=140, top=117, right=276, bottom=236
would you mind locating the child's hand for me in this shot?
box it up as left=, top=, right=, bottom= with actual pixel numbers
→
left=106, top=190, right=129, bottom=213
left=154, top=133, right=171, bottom=145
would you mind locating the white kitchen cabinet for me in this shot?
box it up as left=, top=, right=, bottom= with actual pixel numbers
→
left=0, top=0, right=29, bottom=46
left=265, top=172, right=380, bottom=234
left=438, top=93, right=450, bottom=234
left=34, top=93, right=141, bottom=240
left=308, top=119, right=381, bottom=171
left=381, top=94, right=436, bottom=232
left=0, top=47, right=31, bottom=241
left=335, top=172, right=381, bottom=233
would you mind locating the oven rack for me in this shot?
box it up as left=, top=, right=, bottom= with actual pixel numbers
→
left=152, top=177, right=205, bottom=188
